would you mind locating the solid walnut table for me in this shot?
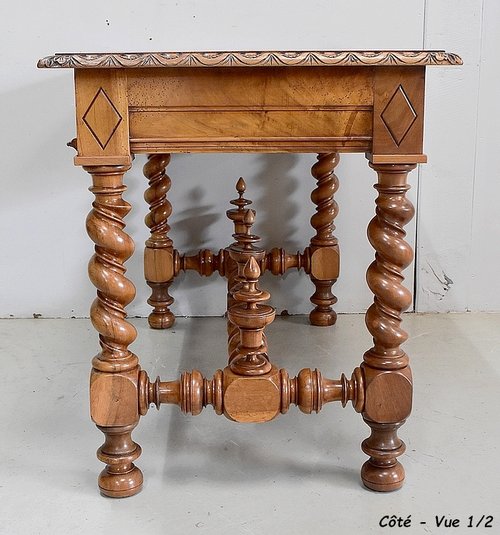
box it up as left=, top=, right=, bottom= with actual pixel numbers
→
left=38, top=50, right=461, bottom=497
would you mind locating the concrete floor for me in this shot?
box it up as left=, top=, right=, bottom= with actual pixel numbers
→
left=1, top=314, right=499, bottom=534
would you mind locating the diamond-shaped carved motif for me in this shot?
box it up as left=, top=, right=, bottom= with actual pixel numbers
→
left=82, top=88, right=122, bottom=149
left=381, top=85, right=417, bottom=146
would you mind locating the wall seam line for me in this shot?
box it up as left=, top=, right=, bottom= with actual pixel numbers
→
left=413, top=0, right=427, bottom=313
left=467, top=0, right=485, bottom=312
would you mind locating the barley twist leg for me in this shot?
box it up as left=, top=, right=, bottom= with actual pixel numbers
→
left=85, top=164, right=143, bottom=498
left=309, top=152, right=340, bottom=326
left=143, top=154, right=175, bottom=329
left=361, top=163, right=416, bottom=492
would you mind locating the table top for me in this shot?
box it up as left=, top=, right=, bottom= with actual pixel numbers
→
left=37, top=50, right=462, bottom=69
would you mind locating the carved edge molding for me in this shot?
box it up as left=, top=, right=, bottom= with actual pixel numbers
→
left=37, top=50, right=463, bottom=69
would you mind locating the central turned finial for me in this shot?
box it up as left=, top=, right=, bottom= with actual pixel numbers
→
left=228, top=256, right=275, bottom=375
left=233, top=209, right=260, bottom=251
left=226, top=177, right=255, bottom=236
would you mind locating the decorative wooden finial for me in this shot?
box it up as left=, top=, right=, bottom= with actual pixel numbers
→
left=235, top=176, right=246, bottom=196
left=227, top=177, right=254, bottom=235
left=243, top=208, right=255, bottom=230
left=226, top=185, right=263, bottom=368
left=227, top=256, right=275, bottom=376
left=233, top=208, right=259, bottom=251
left=243, top=255, right=260, bottom=287
left=232, top=177, right=250, bottom=207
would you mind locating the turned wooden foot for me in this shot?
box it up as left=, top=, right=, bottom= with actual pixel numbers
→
left=309, top=153, right=340, bottom=326
left=147, top=281, right=175, bottom=329
left=143, top=154, right=175, bottom=329
left=97, top=424, right=143, bottom=498
left=309, top=280, right=337, bottom=326
left=361, top=420, right=406, bottom=492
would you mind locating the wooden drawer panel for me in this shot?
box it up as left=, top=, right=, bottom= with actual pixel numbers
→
left=127, top=67, right=374, bottom=108
left=129, top=108, right=372, bottom=141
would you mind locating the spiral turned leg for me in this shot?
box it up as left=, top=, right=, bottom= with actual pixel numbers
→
left=85, top=165, right=143, bottom=498
left=143, top=154, right=175, bottom=329
left=309, top=153, right=340, bottom=326
left=360, top=163, right=416, bottom=492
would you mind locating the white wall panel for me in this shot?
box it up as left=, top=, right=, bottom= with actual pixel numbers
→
left=417, top=0, right=483, bottom=311
left=469, top=0, right=500, bottom=311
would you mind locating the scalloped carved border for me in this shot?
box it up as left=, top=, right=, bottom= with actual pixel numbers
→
left=37, top=50, right=463, bottom=69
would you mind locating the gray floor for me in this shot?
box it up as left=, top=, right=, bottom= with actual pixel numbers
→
left=1, top=314, right=499, bottom=534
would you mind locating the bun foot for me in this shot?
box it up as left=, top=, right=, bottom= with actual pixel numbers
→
left=309, top=308, right=337, bottom=326
left=361, top=459, right=405, bottom=492
left=96, top=424, right=143, bottom=498
left=148, top=311, right=175, bottom=329
left=98, top=465, right=144, bottom=498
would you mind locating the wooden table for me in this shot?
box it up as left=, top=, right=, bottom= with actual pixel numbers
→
left=38, top=50, right=461, bottom=497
